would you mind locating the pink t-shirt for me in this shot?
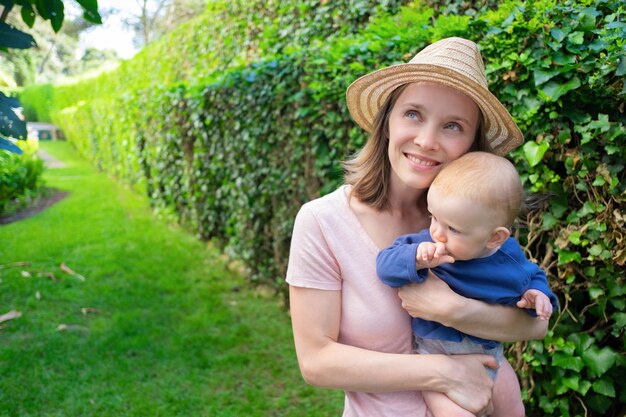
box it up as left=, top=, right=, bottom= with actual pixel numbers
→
left=286, top=185, right=429, bottom=417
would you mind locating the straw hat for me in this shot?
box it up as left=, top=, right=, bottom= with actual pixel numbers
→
left=346, top=37, right=523, bottom=156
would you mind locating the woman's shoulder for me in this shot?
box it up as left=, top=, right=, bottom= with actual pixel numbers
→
left=293, top=185, right=356, bottom=237
left=300, top=185, right=349, bottom=216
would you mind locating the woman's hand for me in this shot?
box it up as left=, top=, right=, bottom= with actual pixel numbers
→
left=397, top=273, right=461, bottom=324
left=397, top=272, right=549, bottom=342
left=441, top=354, right=498, bottom=416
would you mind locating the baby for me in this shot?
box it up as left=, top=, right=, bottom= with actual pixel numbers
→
left=376, top=151, right=558, bottom=417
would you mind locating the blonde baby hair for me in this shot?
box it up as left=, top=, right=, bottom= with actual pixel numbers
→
left=431, top=151, right=524, bottom=228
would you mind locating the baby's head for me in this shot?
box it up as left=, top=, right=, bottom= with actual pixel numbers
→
left=426, top=152, right=524, bottom=260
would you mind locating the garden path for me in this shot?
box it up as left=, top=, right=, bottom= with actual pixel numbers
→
left=37, top=147, right=65, bottom=168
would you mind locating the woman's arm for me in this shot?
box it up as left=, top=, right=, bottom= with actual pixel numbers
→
left=397, top=273, right=549, bottom=342
left=289, top=285, right=498, bottom=415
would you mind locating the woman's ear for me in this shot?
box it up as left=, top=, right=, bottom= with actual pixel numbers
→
left=487, top=227, right=511, bottom=249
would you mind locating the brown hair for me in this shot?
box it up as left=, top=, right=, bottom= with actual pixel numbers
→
left=343, top=83, right=488, bottom=211
left=431, top=151, right=524, bottom=227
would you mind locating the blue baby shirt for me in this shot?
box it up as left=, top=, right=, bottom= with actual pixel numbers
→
left=376, top=229, right=559, bottom=349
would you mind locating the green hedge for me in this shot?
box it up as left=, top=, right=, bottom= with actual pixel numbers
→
left=19, top=0, right=625, bottom=415
left=0, top=137, right=44, bottom=215
left=472, top=3, right=625, bottom=414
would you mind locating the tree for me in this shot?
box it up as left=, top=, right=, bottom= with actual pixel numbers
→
left=0, top=0, right=102, bottom=153
left=120, top=0, right=205, bottom=48
left=1, top=11, right=116, bottom=85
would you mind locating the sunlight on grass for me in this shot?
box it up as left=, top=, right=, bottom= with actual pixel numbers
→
left=0, top=141, right=342, bottom=417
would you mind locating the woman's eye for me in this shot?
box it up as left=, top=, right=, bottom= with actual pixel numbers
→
left=406, top=110, right=421, bottom=120
left=444, top=122, right=462, bottom=131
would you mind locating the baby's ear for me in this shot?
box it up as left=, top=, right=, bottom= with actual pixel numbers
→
left=487, top=227, right=511, bottom=249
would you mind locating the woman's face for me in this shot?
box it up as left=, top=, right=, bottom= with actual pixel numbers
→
left=387, top=83, right=480, bottom=191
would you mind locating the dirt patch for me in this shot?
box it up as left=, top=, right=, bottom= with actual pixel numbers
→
left=0, top=189, right=70, bottom=225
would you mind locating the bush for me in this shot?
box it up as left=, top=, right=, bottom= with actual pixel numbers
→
left=0, top=137, right=45, bottom=215
left=469, top=1, right=626, bottom=414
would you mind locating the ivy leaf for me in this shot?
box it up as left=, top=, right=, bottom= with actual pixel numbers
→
left=552, top=352, right=584, bottom=371
left=588, top=286, right=604, bottom=299
left=568, top=230, right=581, bottom=245
left=588, top=245, right=603, bottom=257
left=541, top=212, right=558, bottom=229
left=577, top=380, right=592, bottom=396
left=587, top=114, right=610, bottom=132
left=582, top=346, right=618, bottom=377
left=588, top=38, right=607, bottom=52
left=556, top=374, right=578, bottom=395
left=533, top=67, right=559, bottom=86
left=568, top=333, right=595, bottom=354
left=567, top=31, right=585, bottom=45
left=523, top=140, right=549, bottom=167
left=551, top=27, right=567, bottom=42
left=558, top=374, right=591, bottom=395
left=605, top=21, right=626, bottom=30
left=552, top=51, right=577, bottom=65
left=557, top=250, right=582, bottom=265
left=578, top=7, right=599, bottom=31
left=592, top=377, right=615, bottom=398
left=538, top=77, right=581, bottom=102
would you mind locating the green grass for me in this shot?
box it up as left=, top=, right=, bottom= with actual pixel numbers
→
left=0, top=141, right=343, bottom=417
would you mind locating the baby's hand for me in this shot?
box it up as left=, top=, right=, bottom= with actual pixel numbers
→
left=415, top=241, right=455, bottom=268
left=517, top=289, right=553, bottom=320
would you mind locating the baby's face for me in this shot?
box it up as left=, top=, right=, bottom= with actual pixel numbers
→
left=426, top=185, right=500, bottom=260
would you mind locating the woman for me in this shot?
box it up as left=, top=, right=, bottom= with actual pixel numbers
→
left=286, top=37, right=547, bottom=417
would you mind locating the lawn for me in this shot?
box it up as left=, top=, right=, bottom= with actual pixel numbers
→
left=0, top=141, right=343, bottom=417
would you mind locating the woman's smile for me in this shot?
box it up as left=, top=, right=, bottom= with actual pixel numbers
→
left=404, top=152, right=440, bottom=169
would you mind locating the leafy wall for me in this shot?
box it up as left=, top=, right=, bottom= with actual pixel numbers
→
left=19, top=1, right=625, bottom=415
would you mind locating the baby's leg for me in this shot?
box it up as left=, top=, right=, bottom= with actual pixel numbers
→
left=490, top=359, right=525, bottom=417
left=423, top=390, right=477, bottom=417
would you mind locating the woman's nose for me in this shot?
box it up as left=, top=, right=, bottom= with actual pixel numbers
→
left=414, top=126, right=439, bottom=150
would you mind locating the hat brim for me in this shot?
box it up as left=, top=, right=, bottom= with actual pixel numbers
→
left=346, top=63, right=523, bottom=156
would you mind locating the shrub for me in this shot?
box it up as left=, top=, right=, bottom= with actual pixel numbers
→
left=469, top=1, right=626, bottom=414
left=0, top=137, right=45, bottom=215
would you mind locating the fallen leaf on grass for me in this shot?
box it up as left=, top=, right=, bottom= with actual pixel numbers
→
left=0, top=310, right=22, bottom=324
left=60, top=263, right=76, bottom=275
left=56, top=324, right=89, bottom=333
left=0, top=261, right=31, bottom=270
left=42, top=272, right=58, bottom=282
left=81, top=307, right=100, bottom=316
left=60, top=263, right=86, bottom=281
